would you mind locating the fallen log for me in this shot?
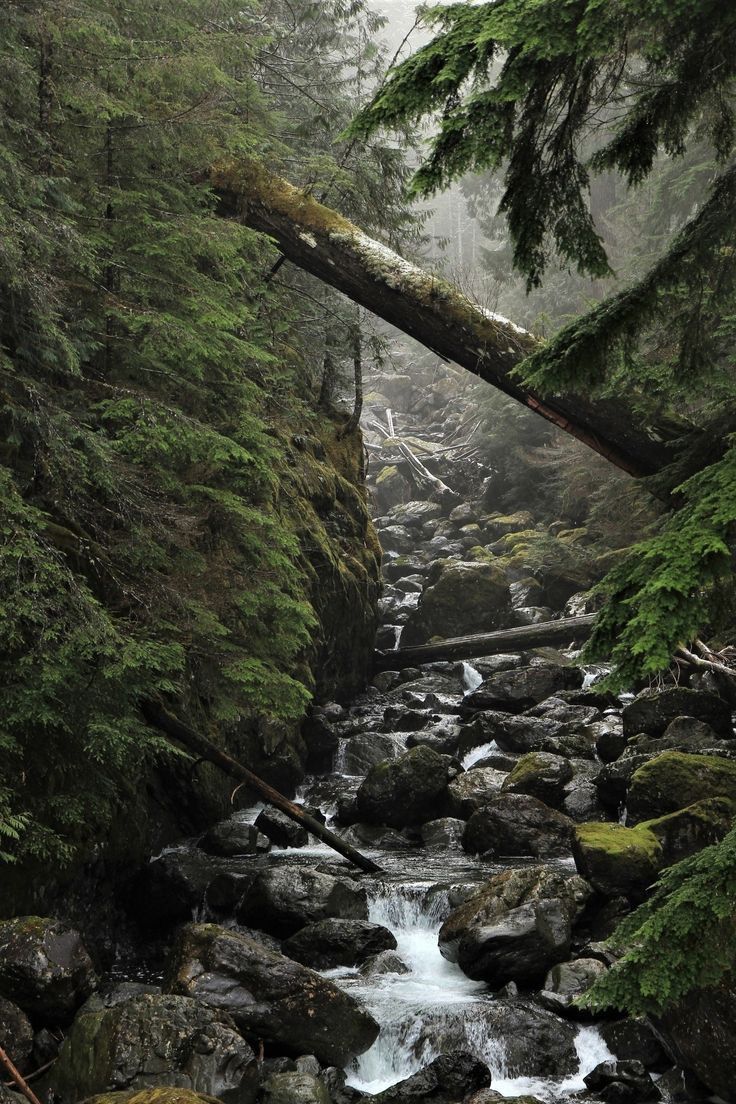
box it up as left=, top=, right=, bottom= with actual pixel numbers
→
left=374, top=613, right=597, bottom=670
left=141, top=700, right=382, bottom=875
left=212, top=160, right=696, bottom=483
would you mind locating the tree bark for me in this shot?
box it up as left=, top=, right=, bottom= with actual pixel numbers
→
left=212, top=161, right=694, bottom=482
left=375, top=614, right=597, bottom=670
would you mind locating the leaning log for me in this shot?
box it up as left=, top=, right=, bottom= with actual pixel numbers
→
left=212, top=160, right=691, bottom=481
left=141, top=700, right=382, bottom=875
left=374, top=614, right=597, bottom=670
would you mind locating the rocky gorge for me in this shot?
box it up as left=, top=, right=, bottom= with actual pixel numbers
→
left=2, top=356, right=735, bottom=1104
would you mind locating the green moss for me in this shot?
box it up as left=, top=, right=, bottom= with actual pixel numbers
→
left=629, top=752, right=736, bottom=822
left=503, top=752, right=547, bottom=787
left=82, top=1089, right=220, bottom=1104
left=376, top=465, right=399, bottom=485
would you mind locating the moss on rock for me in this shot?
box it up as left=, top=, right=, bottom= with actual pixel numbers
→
left=627, top=752, right=736, bottom=823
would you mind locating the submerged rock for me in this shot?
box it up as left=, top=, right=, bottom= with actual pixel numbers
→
left=356, top=746, right=455, bottom=828
left=0, top=916, right=96, bottom=1024
left=282, top=918, right=397, bottom=969
left=167, top=924, right=378, bottom=1067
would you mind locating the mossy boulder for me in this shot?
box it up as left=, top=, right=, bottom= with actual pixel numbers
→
left=260, top=1073, right=330, bottom=1104
left=356, top=746, right=456, bottom=828
left=627, top=751, right=736, bottom=823
left=374, top=465, right=411, bottom=510
left=501, top=752, right=573, bottom=808
left=0, top=916, right=96, bottom=1024
left=622, top=687, right=732, bottom=740
left=400, top=561, right=513, bottom=646
left=81, top=1091, right=221, bottom=1104
left=482, top=512, right=535, bottom=538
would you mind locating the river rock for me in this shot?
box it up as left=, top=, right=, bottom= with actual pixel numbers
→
left=447, top=767, right=507, bottom=817
left=584, top=1059, right=656, bottom=1100
left=260, top=1072, right=330, bottom=1104
left=237, top=866, right=367, bottom=936
left=438, top=866, right=591, bottom=985
left=464, top=713, right=564, bottom=755
left=421, top=818, right=466, bottom=850
left=657, top=981, right=736, bottom=1099
left=463, top=665, right=583, bottom=714
left=80, top=1092, right=222, bottom=1104
left=400, top=561, right=513, bottom=646
left=167, top=924, right=378, bottom=1066
left=199, top=819, right=271, bottom=857
left=592, top=719, right=628, bottom=764
left=626, top=751, right=736, bottom=823
left=598, top=1019, right=668, bottom=1070
left=501, top=752, right=573, bottom=807
left=368, top=1051, right=491, bottom=1102
left=135, top=849, right=243, bottom=926
left=0, top=916, right=96, bottom=1024
left=356, top=746, right=455, bottom=828
left=380, top=525, right=415, bottom=554
left=539, top=958, right=608, bottom=1015
left=463, top=794, right=574, bottom=859
left=282, top=918, right=397, bottom=969
left=49, top=993, right=257, bottom=1104
left=341, top=732, right=402, bottom=775
left=622, top=687, right=732, bottom=740
left=0, top=996, right=33, bottom=1068
left=255, top=807, right=309, bottom=848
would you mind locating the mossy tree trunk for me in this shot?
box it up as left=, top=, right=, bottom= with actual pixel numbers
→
left=212, top=161, right=696, bottom=483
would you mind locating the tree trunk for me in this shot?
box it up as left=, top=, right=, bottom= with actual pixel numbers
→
left=212, top=161, right=695, bottom=482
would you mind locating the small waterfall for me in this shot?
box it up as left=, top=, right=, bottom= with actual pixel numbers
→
left=581, top=663, right=611, bottom=689
left=488, top=1025, right=616, bottom=1101
left=461, top=739, right=498, bottom=770
left=462, top=661, right=483, bottom=695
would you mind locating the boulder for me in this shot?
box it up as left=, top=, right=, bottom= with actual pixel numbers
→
left=438, top=866, right=591, bottom=985
left=359, top=950, right=410, bottom=978
left=255, top=807, right=309, bottom=849
left=420, top=818, right=466, bottom=850
left=282, top=918, right=397, bottom=969
left=340, top=733, right=402, bottom=775
left=368, top=1052, right=491, bottom=1103
left=400, top=561, right=513, bottom=646
left=237, top=866, right=367, bottom=937
left=260, top=1073, right=330, bottom=1104
left=501, top=752, right=573, bottom=807
left=0, top=916, right=96, bottom=1024
left=340, top=822, right=414, bottom=852
left=598, top=1019, right=669, bottom=1071
left=80, top=1092, right=221, bottom=1104
left=583, top=1059, right=656, bottom=1100
left=463, top=794, right=574, bottom=859
left=657, top=980, right=736, bottom=1100
left=463, top=713, right=564, bottom=756
left=592, top=720, right=629, bottom=764
left=622, top=688, right=732, bottom=740
left=356, top=746, right=455, bottom=829
left=447, top=768, right=507, bottom=817
left=134, top=849, right=242, bottom=927
left=0, top=996, right=33, bottom=1068
left=539, top=958, right=609, bottom=1015
left=199, top=819, right=271, bottom=858
left=626, top=751, right=736, bottom=823
left=49, top=993, right=257, bottom=1104
left=166, top=924, right=378, bottom=1067
left=379, top=525, right=415, bottom=554
left=463, top=666, right=583, bottom=714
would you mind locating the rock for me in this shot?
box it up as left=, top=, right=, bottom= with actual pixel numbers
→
left=340, top=822, right=414, bottom=851
left=379, top=525, right=415, bottom=554
left=356, top=746, right=455, bottom=829
left=341, top=733, right=402, bottom=775
left=599, top=1019, right=669, bottom=1071
left=627, top=751, right=736, bottom=823
left=359, top=950, right=410, bottom=978
left=563, top=772, right=609, bottom=823
left=199, top=819, right=271, bottom=857
left=420, top=818, right=466, bottom=850
left=483, top=512, right=535, bottom=538
left=501, top=752, right=573, bottom=807
left=0, top=996, right=33, bottom=1068
left=237, top=866, right=367, bottom=937
left=438, top=866, right=591, bottom=985
left=463, top=665, right=583, bottom=714
left=622, top=688, right=732, bottom=740
left=0, top=916, right=96, bottom=1024
left=539, top=958, right=608, bottom=1014
left=260, top=1073, right=330, bottom=1104
left=135, top=849, right=241, bottom=927
left=49, top=993, right=257, bottom=1104
left=401, top=561, right=513, bottom=646
left=463, top=712, right=564, bottom=755
left=584, top=1059, right=656, bottom=1100
left=368, top=1051, right=491, bottom=1103
left=254, top=807, right=309, bottom=848
left=80, top=1092, right=221, bottom=1104
left=447, top=767, right=507, bottom=817
left=656, top=980, right=736, bottom=1100
left=302, top=713, right=340, bottom=767
left=398, top=501, right=445, bottom=528
left=463, top=794, right=574, bottom=859
left=282, top=918, right=397, bottom=969
left=167, top=924, right=378, bottom=1067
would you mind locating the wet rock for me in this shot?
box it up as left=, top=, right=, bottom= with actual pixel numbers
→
left=401, top=561, right=513, bottom=646
left=255, top=807, right=309, bottom=849
left=199, top=819, right=271, bottom=857
left=341, top=733, right=402, bottom=775
left=282, top=918, right=397, bottom=969
left=0, top=916, right=96, bottom=1024
left=49, top=993, right=257, bottom=1104
left=0, top=996, right=33, bottom=1068
left=539, top=957, right=608, bottom=1014
left=80, top=1091, right=222, bottom=1104
left=302, top=712, right=340, bottom=767
left=167, top=923, right=378, bottom=1067
left=237, top=866, right=367, bottom=937
left=356, top=746, right=455, bottom=829
left=483, top=511, right=535, bottom=539
left=584, top=1059, right=656, bottom=1101
left=260, top=1072, right=330, bottom=1104
left=359, top=950, right=410, bottom=978
left=592, top=720, right=628, bottom=764
left=398, top=501, right=446, bottom=528
left=368, top=1051, right=491, bottom=1103
left=382, top=706, right=432, bottom=731
left=380, top=525, right=415, bottom=554
left=439, top=866, right=591, bottom=986
left=421, top=817, right=466, bottom=850
left=463, top=794, right=574, bottom=859
left=626, top=751, right=736, bottom=823
left=501, top=752, right=573, bottom=807
left=447, top=767, right=507, bottom=817
left=462, top=712, right=563, bottom=756
left=563, top=764, right=609, bottom=822
left=134, top=849, right=241, bottom=927
left=656, top=980, right=736, bottom=1100
left=340, top=822, right=414, bottom=851
left=599, top=1019, right=669, bottom=1071
left=463, top=665, right=583, bottom=714
left=622, top=688, right=732, bottom=740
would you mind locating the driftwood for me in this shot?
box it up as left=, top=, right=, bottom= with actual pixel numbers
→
left=0, top=1045, right=43, bottom=1104
left=212, top=161, right=696, bottom=483
left=374, top=614, right=597, bottom=670
left=141, top=700, right=381, bottom=875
